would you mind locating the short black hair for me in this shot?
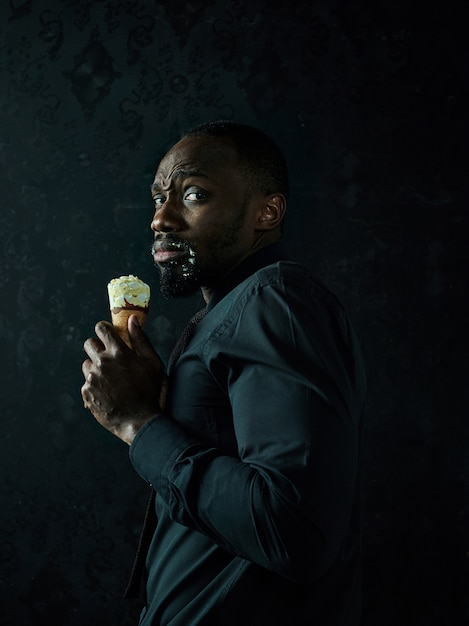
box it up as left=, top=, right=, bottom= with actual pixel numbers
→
left=182, top=120, right=289, bottom=200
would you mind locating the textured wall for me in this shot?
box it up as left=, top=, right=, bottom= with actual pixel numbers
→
left=0, top=1, right=467, bottom=624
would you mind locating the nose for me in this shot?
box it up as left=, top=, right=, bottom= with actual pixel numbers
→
left=150, top=199, right=183, bottom=234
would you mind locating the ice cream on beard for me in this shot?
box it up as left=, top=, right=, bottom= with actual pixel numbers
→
left=107, top=275, right=150, bottom=348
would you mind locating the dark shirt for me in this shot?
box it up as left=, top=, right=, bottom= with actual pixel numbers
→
left=129, top=243, right=367, bottom=625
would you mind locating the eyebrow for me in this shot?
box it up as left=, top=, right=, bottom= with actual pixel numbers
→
left=150, top=169, right=209, bottom=193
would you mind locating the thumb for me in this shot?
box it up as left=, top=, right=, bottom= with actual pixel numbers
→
left=128, top=314, right=156, bottom=357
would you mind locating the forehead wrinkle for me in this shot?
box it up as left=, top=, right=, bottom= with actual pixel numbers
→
left=152, top=168, right=209, bottom=192
left=152, top=137, right=240, bottom=194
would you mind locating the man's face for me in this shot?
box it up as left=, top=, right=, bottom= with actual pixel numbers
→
left=150, top=135, right=261, bottom=299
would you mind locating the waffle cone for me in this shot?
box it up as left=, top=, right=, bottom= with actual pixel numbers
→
left=111, top=308, right=148, bottom=348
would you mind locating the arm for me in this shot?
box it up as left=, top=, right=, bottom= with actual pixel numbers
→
left=130, top=282, right=366, bottom=583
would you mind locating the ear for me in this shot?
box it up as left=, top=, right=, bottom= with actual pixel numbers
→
left=256, top=194, right=287, bottom=231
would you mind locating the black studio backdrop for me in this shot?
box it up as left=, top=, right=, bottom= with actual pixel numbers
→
left=0, top=1, right=467, bottom=624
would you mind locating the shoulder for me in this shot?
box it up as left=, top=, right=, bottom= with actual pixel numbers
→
left=201, top=260, right=347, bottom=342
left=238, top=260, right=346, bottom=317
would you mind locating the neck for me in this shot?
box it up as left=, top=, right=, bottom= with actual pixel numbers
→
left=201, top=233, right=282, bottom=303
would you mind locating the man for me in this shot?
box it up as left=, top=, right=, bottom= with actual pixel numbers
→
left=81, top=121, right=366, bottom=625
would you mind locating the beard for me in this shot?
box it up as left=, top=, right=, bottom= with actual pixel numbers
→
left=158, top=253, right=201, bottom=299
left=152, top=212, right=246, bottom=300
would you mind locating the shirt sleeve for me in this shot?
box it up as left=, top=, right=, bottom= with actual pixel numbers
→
left=130, top=277, right=366, bottom=584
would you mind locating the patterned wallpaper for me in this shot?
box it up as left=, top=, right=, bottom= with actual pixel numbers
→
left=0, top=1, right=467, bottom=624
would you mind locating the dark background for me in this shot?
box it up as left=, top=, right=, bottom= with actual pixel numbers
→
left=0, top=1, right=467, bottom=624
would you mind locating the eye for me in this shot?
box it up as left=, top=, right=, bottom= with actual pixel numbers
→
left=184, top=187, right=208, bottom=202
left=152, top=194, right=166, bottom=207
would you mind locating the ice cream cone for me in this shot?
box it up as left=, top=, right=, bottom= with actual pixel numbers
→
left=107, top=275, right=150, bottom=348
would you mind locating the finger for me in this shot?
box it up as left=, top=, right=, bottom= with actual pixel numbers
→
left=83, top=336, right=105, bottom=359
left=94, top=320, right=122, bottom=349
left=128, top=314, right=158, bottom=358
left=81, top=381, right=92, bottom=408
left=82, top=358, right=92, bottom=379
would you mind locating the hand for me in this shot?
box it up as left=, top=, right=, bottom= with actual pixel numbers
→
left=81, top=314, right=165, bottom=445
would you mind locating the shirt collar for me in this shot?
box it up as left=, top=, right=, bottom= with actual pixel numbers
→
left=207, top=242, right=291, bottom=311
